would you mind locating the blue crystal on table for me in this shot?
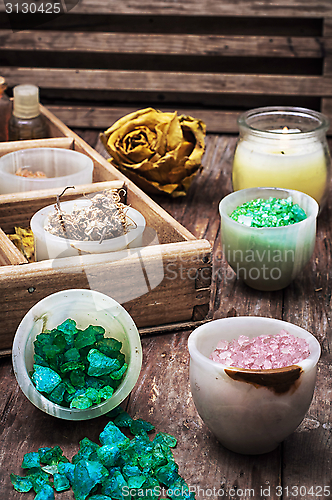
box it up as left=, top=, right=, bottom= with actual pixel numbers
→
left=38, top=446, right=68, bottom=466
left=21, top=452, right=40, bottom=469
left=53, top=472, right=70, bottom=491
left=154, top=461, right=180, bottom=487
left=101, top=469, right=127, bottom=499
left=10, top=473, right=33, bottom=492
left=72, top=438, right=100, bottom=464
left=129, top=419, right=155, bottom=435
left=97, top=444, right=121, bottom=468
left=113, top=410, right=133, bottom=427
left=26, top=468, right=52, bottom=493
left=58, top=461, right=75, bottom=483
left=34, top=483, right=55, bottom=500
left=9, top=410, right=196, bottom=500
left=153, top=432, right=177, bottom=448
left=99, top=421, right=129, bottom=446
left=72, top=460, right=109, bottom=500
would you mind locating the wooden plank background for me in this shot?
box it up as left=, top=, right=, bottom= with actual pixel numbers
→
left=0, top=0, right=332, bottom=132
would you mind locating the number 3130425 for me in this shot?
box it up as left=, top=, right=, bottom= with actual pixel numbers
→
left=5, top=3, right=62, bottom=14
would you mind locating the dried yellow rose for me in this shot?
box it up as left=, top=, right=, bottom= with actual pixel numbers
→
left=100, top=108, right=206, bottom=197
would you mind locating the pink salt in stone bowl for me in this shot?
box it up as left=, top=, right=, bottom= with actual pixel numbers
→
left=188, top=316, right=321, bottom=455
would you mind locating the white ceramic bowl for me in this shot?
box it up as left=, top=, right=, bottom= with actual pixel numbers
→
left=12, top=289, right=143, bottom=420
left=30, top=199, right=146, bottom=261
left=188, top=316, right=321, bottom=454
left=0, top=148, right=93, bottom=194
left=219, top=187, right=318, bottom=291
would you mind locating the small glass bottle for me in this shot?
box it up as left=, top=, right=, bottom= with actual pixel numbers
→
left=8, top=84, right=48, bottom=141
left=0, top=76, right=11, bottom=142
left=232, top=106, right=331, bottom=210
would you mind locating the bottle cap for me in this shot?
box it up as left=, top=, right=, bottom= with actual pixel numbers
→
left=12, top=84, right=40, bottom=118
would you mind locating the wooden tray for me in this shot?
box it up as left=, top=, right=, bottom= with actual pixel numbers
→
left=0, top=106, right=212, bottom=356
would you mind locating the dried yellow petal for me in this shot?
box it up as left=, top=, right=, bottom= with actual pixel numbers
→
left=8, top=227, right=35, bottom=262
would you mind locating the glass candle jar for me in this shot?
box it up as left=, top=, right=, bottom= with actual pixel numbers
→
left=232, top=107, right=331, bottom=209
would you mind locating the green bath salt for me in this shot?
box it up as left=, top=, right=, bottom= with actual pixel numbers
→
left=230, top=196, right=307, bottom=228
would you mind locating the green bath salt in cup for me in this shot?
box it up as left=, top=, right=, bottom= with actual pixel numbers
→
left=219, top=187, right=319, bottom=291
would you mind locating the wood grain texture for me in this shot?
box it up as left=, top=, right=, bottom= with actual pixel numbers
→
left=0, top=0, right=329, bottom=17
left=0, top=30, right=325, bottom=58
left=47, top=105, right=241, bottom=134
left=1, top=67, right=331, bottom=96
left=0, top=137, right=74, bottom=156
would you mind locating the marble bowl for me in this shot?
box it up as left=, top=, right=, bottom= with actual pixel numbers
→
left=30, top=199, right=146, bottom=261
left=0, top=148, right=93, bottom=194
left=12, top=289, right=143, bottom=420
left=188, top=316, right=321, bottom=454
left=219, top=187, right=318, bottom=291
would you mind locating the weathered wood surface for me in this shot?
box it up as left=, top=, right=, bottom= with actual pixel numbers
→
left=1, top=1, right=331, bottom=133
left=1, top=130, right=331, bottom=498
left=2, top=68, right=331, bottom=96
left=1, top=0, right=331, bottom=17
left=0, top=31, right=326, bottom=58
left=46, top=106, right=240, bottom=135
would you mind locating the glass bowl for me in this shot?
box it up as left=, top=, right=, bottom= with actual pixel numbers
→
left=0, top=147, right=93, bottom=194
left=188, top=316, right=321, bottom=454
left=12, top=289, right=143, bottom=420
left=219, top=187, right=319, bottom=291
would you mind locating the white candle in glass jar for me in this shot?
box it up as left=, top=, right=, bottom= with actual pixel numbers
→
left=232, top=107, right=331, bottom=208
left=232, top=133, right=328, bottom=205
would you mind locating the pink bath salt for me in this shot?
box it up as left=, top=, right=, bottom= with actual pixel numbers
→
left=209, top=329, right=310, bottom=369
